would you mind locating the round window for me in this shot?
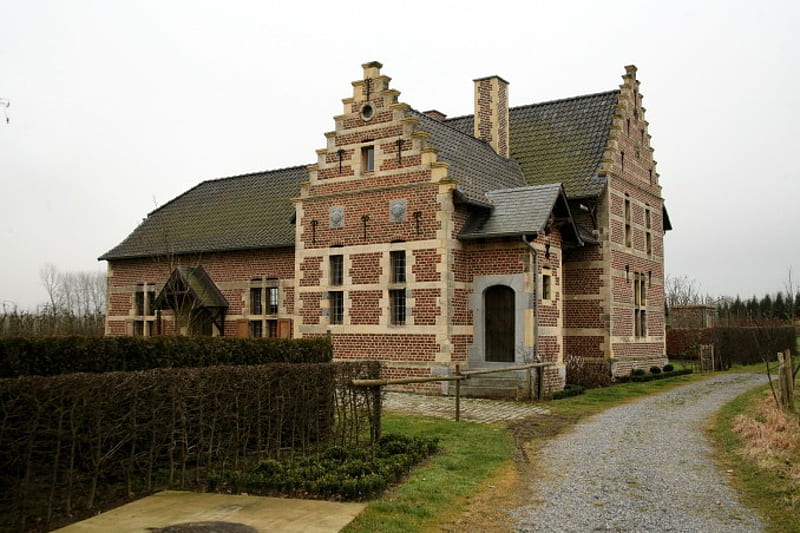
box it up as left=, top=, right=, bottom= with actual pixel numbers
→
left=360, top=104, right=374, bottom=121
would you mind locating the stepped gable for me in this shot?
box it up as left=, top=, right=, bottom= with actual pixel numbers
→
left=445, top=90, right=619, bottom=198
left=99, top=165, right=308, bottom=260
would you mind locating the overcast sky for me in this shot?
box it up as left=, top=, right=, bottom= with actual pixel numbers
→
left=1, top=0, right=798, bottom=310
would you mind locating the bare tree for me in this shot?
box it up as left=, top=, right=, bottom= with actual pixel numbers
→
left=664, top=274, right=705, bottom=308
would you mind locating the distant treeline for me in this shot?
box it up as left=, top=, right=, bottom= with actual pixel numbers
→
left=1, top=265, right=106, bottom=337
left=716, top=292, right=800, bottom=323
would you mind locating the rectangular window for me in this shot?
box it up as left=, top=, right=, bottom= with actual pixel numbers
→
left=634, top=273, right=647, bottom=337
left=362, top=146, right=375, bottom=173
left=147, top=289, right=156, bottom=315
left=645, top=207, right=653, bottom=257
left=134, top=284, right=156, bottom=336
left=329, top=291, right=344, bottom=325
left=267, top=319, right=278, bottom=338
left=135, top=286, right=145, bottom=316
left=330, top=255, right=344, bottom=286
left=249, top=320, right=263, bottom=338
left=542, top=272, right=552, bottom=301
left=267, top=286, right=279, bottom=314
left=390, top=289, right=406, bottom=325
left=390, top=250, right=406, bottom=284
left=624, top=196, right=632, bottom=248
left=250, top=287, right=263, bottom=315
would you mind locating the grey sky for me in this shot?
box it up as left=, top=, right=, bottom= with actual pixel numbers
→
left=1, top=0, right=798, bottom=310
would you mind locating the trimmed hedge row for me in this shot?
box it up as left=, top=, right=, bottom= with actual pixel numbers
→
left=0, top=361, right=380, bottom=531
left=713, top=326, right=796, bottom=369
left=666, top=326, right=796, bottom=369
left=616, top=368, right=693, bottom=383
left=0, top=335, right=333, bottom=377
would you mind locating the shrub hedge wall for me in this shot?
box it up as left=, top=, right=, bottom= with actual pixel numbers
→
left=0, top=360, right=379, bottom=532
left=666, top=326, right=796, bottom=369
left=0, top=336, right=333, bottom=377
left=713, top=326, right=796, bottom=369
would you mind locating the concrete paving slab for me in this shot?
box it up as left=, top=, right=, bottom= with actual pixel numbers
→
left=53, top=490, right=366, bottom=533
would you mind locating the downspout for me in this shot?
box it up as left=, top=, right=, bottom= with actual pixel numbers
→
left=522, top=234, right=541, bottom=363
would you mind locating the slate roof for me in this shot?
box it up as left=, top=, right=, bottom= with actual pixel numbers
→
left=99, top=166, right=307, bottom=260
left=409, top=109, right=526, bottom=203
left=445, top=90, right=619, bottom=198
left=459, top=184, right=576, bottom=240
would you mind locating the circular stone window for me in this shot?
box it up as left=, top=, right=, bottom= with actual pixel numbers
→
left=360, top=104, right=374, bottom=121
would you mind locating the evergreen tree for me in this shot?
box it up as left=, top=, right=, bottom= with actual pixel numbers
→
left=759, top=294, right=773, bottom=319
left=747, top=296, right=759, bottom=318
left=773, top=292, right=787, bottom=321
left=732, top=295, right=743, bottom=320
left=795, top=290, right=800, bottom=320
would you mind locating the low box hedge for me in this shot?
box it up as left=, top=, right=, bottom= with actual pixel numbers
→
left=616, top=368, right=693, bottom=383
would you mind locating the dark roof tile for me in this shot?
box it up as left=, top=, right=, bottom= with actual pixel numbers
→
left=100, top=166, right=307, bottom=260
left=445, top=90, right=619, bottom=198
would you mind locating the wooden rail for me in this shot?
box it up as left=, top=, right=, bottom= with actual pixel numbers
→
left=351, top=362, right=553, bottom=421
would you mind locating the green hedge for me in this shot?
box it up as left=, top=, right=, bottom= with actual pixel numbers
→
left=210, top=433, right=440, bottom=501
left=713, top=326, right=796, bottom=369
left=0, top=335, right=333, bottom=377
left=0, top=360, right=379, bottom=531
left=666, top=326, right=796, bottom=369
left=615, top=368, right=693, bottom=383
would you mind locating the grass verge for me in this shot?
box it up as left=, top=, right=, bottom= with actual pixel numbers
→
left=342, top=413, right=514, bottom=533
left=347, top=366, right=748, bottom=532
left=710, top=384, right=800, bottom=533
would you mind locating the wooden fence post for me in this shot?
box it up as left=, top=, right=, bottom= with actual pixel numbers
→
left=455, top=364, right=461, bottom=422
left=778, top=350, right=795, bottom=413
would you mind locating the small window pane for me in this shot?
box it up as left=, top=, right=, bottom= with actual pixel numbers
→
left=330, top=291, right=344, bottom=324
left=362, top=146, right=375, bottom=172
left=267, top=287, right=279, bottom=314
left=390, top=289, right=406, bottom=325
left=390, top=251, right=406, bottom=283
left=135, top=290, right=145, bottom=316
left=330, top=255, right=344, bottom=286
left=250, top=288, right=263, bottom=315
left=250, top=320, right=263, bottom=338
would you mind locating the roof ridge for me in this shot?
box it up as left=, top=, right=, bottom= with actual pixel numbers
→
left=443, top=89, right=621, bottom=122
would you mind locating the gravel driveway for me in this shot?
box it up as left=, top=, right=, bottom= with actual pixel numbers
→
left=510, top=373, right=768, bottom=533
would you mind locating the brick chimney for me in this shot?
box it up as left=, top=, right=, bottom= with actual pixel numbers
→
left=473, top=75, right=510, bottom=158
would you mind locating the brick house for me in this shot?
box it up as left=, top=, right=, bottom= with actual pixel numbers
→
left=100, top=61, right=670, bottom=394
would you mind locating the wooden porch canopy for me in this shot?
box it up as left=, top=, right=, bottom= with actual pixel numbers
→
left=154, top=266, right=229, bottom=334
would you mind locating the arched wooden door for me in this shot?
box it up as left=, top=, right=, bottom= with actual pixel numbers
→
left=484, top=285, right=515, bottom=362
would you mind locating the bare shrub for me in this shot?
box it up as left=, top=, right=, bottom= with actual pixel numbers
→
left=731, top=392, right=800, bottom=483
left=564, top=353, right=612, bottom=388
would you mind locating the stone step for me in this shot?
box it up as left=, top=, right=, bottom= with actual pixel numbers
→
left=455, top=372, right=534, bottom=401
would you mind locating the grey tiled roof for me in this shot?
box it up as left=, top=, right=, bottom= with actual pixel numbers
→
left=459, top=184, right=565, bottom=240
left=445, top=90, right=619, bottom=198
left=409, top=110, right=526, bottom=203
left=100, top=166, right=307, bottom=260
